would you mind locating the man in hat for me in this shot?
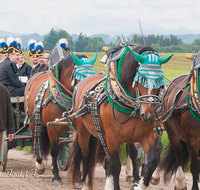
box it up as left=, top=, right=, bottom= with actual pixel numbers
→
left=0, top=37, right=25, bottom=97
left=0, top=38, right=9, bottom=62
left=30, top=42, right=48, bottom=77
left=28, top=39, right=38, bottom=68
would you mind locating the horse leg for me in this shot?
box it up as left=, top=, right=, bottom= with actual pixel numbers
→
left=169, top=137, right=187, bottom=190
left=128, top=143, right=141, bottom=185
left=35, top=146, right=45, bottom=175
left=104, top=156, right=114, bottom=190
left=126, top=143, right=133, bottom=182
left=150, top=135, right=163, bottom=185
left=46, top=126, right=62, bottom=183
left=187, top=143, right=199, bottom=190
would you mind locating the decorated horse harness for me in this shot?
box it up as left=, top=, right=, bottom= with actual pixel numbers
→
left=24, top=45, right=97, bottom=158
left=73, top=35, right=173, bottom=158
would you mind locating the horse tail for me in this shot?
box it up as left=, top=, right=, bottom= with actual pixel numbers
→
left=66, top=133, right=82, bottom=185
left=160, top=140, right=190, bottom=183
left=95, top=139, right=106, bottom=165
left=66, top=133, right=98, bottom=189
left=40, top=125, right=51, bottom=159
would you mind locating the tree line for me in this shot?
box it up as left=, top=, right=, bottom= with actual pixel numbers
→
left=41, top=28, right=200, bottom=53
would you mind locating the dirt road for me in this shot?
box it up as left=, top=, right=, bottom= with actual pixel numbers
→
left=0, top=149, right=194, bottom=190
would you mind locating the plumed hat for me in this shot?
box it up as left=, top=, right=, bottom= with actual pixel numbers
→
left=35, top=41, right=44, bottom=57
left=28, top=39, right=37, bottom=57
left=7, top=37, right=21, bottom=55
left=0, top=38, right=9, bottom=54
left=58, top=38, right=70, bottom=53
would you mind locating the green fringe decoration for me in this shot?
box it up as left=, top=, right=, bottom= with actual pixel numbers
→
left=105, top=47, right=139, bottom=115
left=186, top=85, right=200, bottom=122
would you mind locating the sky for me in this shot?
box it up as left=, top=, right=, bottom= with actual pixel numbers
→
left=1, top=0, right=200, bottom=37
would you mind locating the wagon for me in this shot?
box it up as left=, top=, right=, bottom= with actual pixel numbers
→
left=0, top=96, right=72, bottom=171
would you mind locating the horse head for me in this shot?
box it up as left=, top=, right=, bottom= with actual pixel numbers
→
left=131, top=49, right=173, bottom=122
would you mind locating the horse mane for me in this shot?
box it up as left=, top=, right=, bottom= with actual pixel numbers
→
left=58, top=54, right=88, bottom=73
left=120, top=45, right=157, bottom=87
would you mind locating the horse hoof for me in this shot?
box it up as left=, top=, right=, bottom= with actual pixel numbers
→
left=74, top=182, right=83, bottom=189
left=126, top=175, right=134, bottom=182
left=174, top=185, right=187, bottom=190
left=52, top=178, right=62, bottom=184
left=36, top=168, right=45, bottom=175
left=150, top=177, right=160, bottom=185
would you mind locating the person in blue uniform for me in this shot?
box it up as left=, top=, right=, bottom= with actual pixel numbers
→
left=30, top=42, right=48, bottom=77
left=0, top=37, right=25, bottom=97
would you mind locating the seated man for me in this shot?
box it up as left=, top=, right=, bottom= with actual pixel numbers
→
left=0, top=37, right=25, bottom=97
left=17, top=50, right=32, bottom=81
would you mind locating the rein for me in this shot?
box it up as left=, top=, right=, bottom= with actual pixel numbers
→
left=48, top=71, right=72, bottom=96
left=164, top=76, right=200, bottom=102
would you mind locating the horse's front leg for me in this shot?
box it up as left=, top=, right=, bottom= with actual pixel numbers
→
left=187, top=143, right=199, bottom=190
left=132, top=132, right=158, bottom=190
left=47, top=125, right=62, bottom=183
left=35, top=143, right=45, bottom=175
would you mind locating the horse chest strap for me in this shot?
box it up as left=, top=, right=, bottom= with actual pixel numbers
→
left=91, top=98, right=110, bottom=159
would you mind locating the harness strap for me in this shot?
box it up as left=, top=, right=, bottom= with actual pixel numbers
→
left=33, top=81, right=48, bottom=159
left=91, top=97, right=110, bottom=159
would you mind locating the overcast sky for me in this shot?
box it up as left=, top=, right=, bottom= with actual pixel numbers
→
left=1, top=0, right=200, bottom=37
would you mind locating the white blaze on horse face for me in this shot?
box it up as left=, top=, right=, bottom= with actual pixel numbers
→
left=105, top=176, right=113, bottom=190
left=175, top=167, right=186, bottom=189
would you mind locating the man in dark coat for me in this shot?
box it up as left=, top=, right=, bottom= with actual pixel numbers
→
left=30, top=42, right=48, bottom=78
left=0, top=84, right=14, bottom=163
left=0, top=37, right=25, bottom=97
left=17, top=52, right=32, bottom=80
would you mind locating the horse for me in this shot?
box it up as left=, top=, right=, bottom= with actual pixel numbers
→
left=66, top=41, right=174, bottom=190
left=160, top=52, right=200, bottom=190
left=24, top=48, right=97, bottom=183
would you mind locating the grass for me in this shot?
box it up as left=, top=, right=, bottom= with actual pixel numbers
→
left=14, top=146, right=32, bottom=155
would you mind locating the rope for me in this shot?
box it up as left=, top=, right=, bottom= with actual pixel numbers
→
left=48, top=72, right=72, bottom=96
left=3, top=122, right=29, bottom=142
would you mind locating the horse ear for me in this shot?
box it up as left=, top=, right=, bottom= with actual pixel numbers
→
left=128, top=47, right=146, bottom=63
left=159, top=54, right=174, bottom=64
left=71, top=51, right=81, bottom=65
left=90, top=52, right=98, bottom=65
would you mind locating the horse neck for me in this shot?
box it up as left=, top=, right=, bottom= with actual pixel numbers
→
left=59, top=64, right=75, bottom=97
left=126, top=80, right=137, bottom=97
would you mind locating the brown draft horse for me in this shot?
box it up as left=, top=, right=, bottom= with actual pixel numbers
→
left=24, top=52, right=97, bottom=183
left=66, top=45, right=173, bottom=190
left=160, top=54, right=200, bottom=190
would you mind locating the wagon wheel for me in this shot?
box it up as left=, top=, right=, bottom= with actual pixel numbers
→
left=0, top=131, right=8, bottom=171
left=57, top=142, right=70, bottom=170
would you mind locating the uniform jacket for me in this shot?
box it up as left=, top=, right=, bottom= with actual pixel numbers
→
left=0, top=58, right=25, bottom=94
left=30, top=63, right=48, bottom=78
left=0, top=84, right=14, bottom=133
left=17, top=62, right=32, bottom=79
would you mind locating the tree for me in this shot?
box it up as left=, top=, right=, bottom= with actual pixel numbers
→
left=43, top=28, right=74, bottom=51
left=75, top=33, right=90, bottom=52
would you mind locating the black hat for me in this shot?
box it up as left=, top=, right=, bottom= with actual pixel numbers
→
left=0, top=38, right=8, bottom=54
left=28, top=39, right=37, bottom=57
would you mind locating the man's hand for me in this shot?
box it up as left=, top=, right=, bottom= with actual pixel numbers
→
left=8, top=134, right=14, bottom=141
